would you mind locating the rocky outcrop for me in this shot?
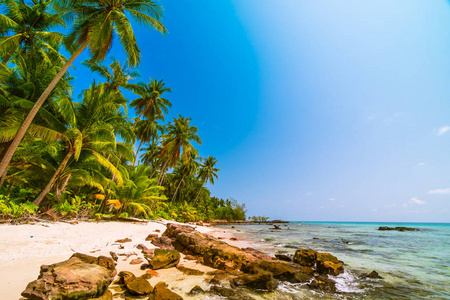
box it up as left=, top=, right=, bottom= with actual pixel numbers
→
left=378, top=226, right=420, bottom=231
left=177, top=265, right=205, bottom=275
left=149, top=249, right=180, bottom=270
left=293, top=249, right=344, bottom=276
left=126, top=276, right=153, bottom=295
left=21, top=253, right=116, bottom=300
left=362, top=270, right=383, bottom=279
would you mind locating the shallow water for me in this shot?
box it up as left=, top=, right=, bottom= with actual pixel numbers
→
left=217, top=222, right=450, bottom=299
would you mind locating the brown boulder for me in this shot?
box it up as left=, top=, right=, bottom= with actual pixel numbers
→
left=150, top=249, right=180, bottom=270
left=130, top=258, right=143, bottom=265
left=21, top=254, right=115, bottom=300
left=316, top=253, right=343, bottom=275
left=115, top=238, right=132, bottom=243
left=146, top=234, right=159, bottom=241
left=232, top=270, right=279, bottom=292
left=151, top=236, right=175, bottom=249
left=126, top=276, right=153, bottom=295
left=118, top=271, right=135, bottom=284
left=293, top=249, right=318, bottom=266
left=153, top=282, right=183, bottom=300
left=88, top=290, right=113, bottom=300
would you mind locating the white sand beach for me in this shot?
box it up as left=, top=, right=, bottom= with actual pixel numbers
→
left=0, top=220, right=249, bottom=299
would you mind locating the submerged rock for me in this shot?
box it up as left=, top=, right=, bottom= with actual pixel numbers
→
left=362, top=270, right=383, bottom=279
left=188, top=285, right=204, bottom=295
left=21, top=253, right=116, bottom=300
left=378, top=226, right=420, bottom=231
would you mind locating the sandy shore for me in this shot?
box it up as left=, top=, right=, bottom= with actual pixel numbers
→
left=0, top=220, right=250, bottom=299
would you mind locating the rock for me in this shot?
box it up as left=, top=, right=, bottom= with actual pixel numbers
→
left=151, top=236, right=175, bottom=249
left=118, top=271, right=136, bottom=284
left=153, top=282, right=183, bottom=300
left=232, top=270, right=279, bottom=291
left=363, top=270, right=383, bottom=279
left=88, top=290, right=113, bottom=300
left=230, top=237, right=238, bottom=241
left=130, top=258, right=143, bottom=265
left=126, top=276, right=153, bottom=295
left=21, top=254, right=115, bottom=300
left=210, top=286, right=235, bottom=297
left=177, top=265, right=205, bottom=275
left=293, top=249, right=318, bottom=267
left=269, top=225, right=282, bottom=230
left=150, top=249, right=180, bottom=270
left=146, top=234, right=159, bottom=241
left=142, top=248, right=155, bottom=258
left=188, top=285, right=204, bottom=295
left=137, top=244, right=148, bottom=250
left=378, top=226, right=420, bottom=231
left=316, top=253, right=344, bottom=275
left=140, top=263, right=150, bottom=270
left=308, top=275, right=337, bottom=292
left=275, top=254, right=293, bottom=262
left=155, top=229, right=161, bottom=232
left=146, top=270, right=159, bottom=277
left=110, top=251, right=118, bottom=262
left=116, top=238, right=132, bottom=243
left=183, top=255, right=197, bottom=260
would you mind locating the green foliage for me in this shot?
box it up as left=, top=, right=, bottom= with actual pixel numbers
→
left=250, top=216, right=270, bottom=222
left=0, top=1, right=249, bottom=222
left=0, top=194, right=38, bottom=218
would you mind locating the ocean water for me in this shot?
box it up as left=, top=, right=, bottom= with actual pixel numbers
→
left=216, top=222, right=450, bottom=299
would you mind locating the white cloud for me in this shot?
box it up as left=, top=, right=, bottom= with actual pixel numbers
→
left=305, top=192, right=312, bottom=196
left=328, top=198, right=336, bottom=201
left=385, top=204, right=397, bottom=208
left=437, top=126, right=450, bottom=136
left=417, top=162, right=426, bottom=166
left=410, top=197, right=426, bottom=205
left=319, top=206, right=324, bottom=209
left=428, top=188, right=450, bottom=195
left=372, top=208, right=378, bottom=212
left=367, top=116, right=376, bottom=122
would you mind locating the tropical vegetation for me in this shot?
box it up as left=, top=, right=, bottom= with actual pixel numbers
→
left=0, top=0, right=246, bottom=222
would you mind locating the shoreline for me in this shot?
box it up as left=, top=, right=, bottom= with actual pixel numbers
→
left=0, top=219, right=251, bottom=299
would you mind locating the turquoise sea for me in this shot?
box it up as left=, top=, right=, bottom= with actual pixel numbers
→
left=217, top=222, right=450, bottom=299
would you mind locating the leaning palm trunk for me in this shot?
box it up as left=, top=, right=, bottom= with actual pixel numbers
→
left=56, top=174, right=71, bottom=202
left=34, top=149, right=74, bottom=206
left=0, top=40, right=89, bottom=184
left=171, top=175, right=186, bottom=202
left=193, top=179, right=206, bottom=205
left=133, top=140, right=144, bottom=166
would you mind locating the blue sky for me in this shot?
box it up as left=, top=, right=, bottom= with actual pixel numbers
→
left=71, top=0, right=450, bottom=222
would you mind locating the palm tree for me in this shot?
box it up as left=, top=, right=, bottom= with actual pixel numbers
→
left=82, top=58, right=139, bottom=94
left=0, top=0, right=65, bottom=64
left=158, top=115, right=202, bottom=185
left=130, top=78, right=172, bottom=126
left=171, top=151, right=200, bottom=202
left=0, top=0, right=167, bottom=181
left=194, top=156, right=219, bottom=204
left=133, top=119, right=162, bottom=166
left=33, top=85, right=127, bottom=206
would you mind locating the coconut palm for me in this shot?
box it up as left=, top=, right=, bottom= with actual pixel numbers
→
left=194, top=156, right=219, bottom=204
left=130, top=78, right=172, bottom=126
left=0, top=0, right=65, bottom=64
left=171, top=151, right=200, bottom=202
left=0, top=0, right=167, bottom=180
left=33, top=85, right=127, bottom=206
left=133, top=119, right=162, bottom=166
left=158, top=115, right=202, bottom=185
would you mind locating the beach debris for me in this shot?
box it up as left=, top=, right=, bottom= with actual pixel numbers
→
left=126, top=275, right=153, bottom=295
left=145, top=233, right=159, bottom=241
left=115, top=237, right=132, bottom=243
left=177, top=265, right=205, bottom=275
left=21, top=253, right=115, bottom=300
left=118, top=245, right=124, bottom=249
left=153, top=281, right=183, bottom=300
left=146, top=270, right=159, bottom=277
left=378, top=226, right=420, bottom=231
left=362, top=270, right=383, bottom=279
left=149, top=249, right=180, bottom=270
left=230, top=237, right=238, bottom=241
left=269, top=225, right=282, bottom=230
left=188, top=285, right=204, bottom=295
left=130, top=257, right=143, bottom=265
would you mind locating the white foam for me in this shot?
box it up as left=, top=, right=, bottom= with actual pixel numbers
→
left=331, top=270, right=367, bottom=293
